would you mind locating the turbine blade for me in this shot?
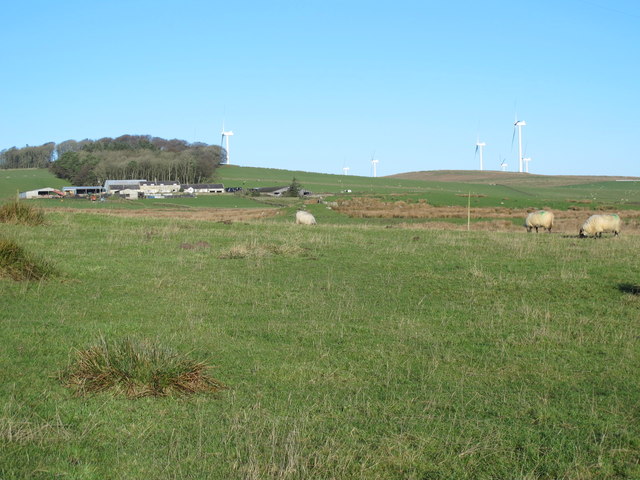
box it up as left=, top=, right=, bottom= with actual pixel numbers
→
left=511, top=127, right=516, bottom=150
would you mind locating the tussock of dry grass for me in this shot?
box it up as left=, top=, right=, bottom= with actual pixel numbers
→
left=0, top=238, right=57, bottom=281
left=219, top=241, right=306, bottom=259
left=0, top=200, right=45, bottom=225
left=61, top=337, right=226, bottom=398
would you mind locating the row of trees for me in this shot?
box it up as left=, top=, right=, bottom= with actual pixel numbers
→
left=1, top=135, right=226, bottom=185
left=0, top=143, right=56, bottom=169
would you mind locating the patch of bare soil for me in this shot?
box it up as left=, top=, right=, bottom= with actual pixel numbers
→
left=43, top=207, right=279, bottom=222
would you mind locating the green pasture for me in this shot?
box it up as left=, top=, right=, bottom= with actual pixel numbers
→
left=216, top=166, right=640, bottom=210
left=1, top=209, right=639, bottom=479
left=3, top=167, right=640, bottom=212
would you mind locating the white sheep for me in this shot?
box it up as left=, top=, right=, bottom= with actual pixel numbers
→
left=579, top=214, right=621, bottom=238
left=295, top=210, right=317, bottom=225
left=524, top=210, right=554, bottom=233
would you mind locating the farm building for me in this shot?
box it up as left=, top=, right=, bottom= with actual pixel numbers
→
left=19, top=188, right=65, bottom=199
left=104, top=179, right=146, bottom=194
left=250, top=186, right=312, bottom=197
left=182, top=184, right=225, bottom=194
left=63, top=186, right=104, bottom=197
left=119, top=189, right=142, bottom=200
left=139, top=181, right=181, bottom=195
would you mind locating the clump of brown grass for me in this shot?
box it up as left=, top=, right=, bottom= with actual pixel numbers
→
left=218, top=241, right=305, bottom=259
left=61, top=336, right=226, bottom=398
left=0, top=200, right=45, bottom=225
left=0, top=238, right=57, bottom=281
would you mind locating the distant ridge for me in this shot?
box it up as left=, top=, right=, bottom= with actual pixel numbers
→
left=386, top=170, right=640, bottom=187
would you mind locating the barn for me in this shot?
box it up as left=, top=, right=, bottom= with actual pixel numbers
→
left=182, top=183, right=225, bottom=194
left=19, top=188, right=65, bottom=199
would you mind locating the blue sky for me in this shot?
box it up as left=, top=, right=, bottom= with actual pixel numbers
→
left=1, top=0, right=638, bottom=177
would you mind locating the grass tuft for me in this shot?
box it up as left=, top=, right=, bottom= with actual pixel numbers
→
left=0, top=238, right=57, bottom=281
left=0, top=199, right=45, bottom=225
left=61, top=336, right=226, bottom=398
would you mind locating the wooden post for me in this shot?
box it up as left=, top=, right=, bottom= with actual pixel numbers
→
left=467, top=192, right=471, bottom=231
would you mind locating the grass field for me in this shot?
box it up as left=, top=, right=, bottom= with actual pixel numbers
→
left=1, top=168, right=639, bottom=479
left=3, top=166, right=640, bottom=212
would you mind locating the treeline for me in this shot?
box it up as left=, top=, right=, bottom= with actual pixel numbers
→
left=1, top=135, right=225, bottom=185
left=0, top=143, right=56, bottom=169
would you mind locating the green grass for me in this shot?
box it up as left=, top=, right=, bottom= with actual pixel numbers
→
left=1, top=210, right=639, bottom=479
left=3, top=167, right=640, bottom=212
left=216, top=165, right=640, bottom=210
left=0, top=168, right=66, bottom=201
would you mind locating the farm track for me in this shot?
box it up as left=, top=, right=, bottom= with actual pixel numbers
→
left=43, top=207, right=280, bottom=222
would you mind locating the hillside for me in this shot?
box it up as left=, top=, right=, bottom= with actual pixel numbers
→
left=387, top=169, right=640, bottom=187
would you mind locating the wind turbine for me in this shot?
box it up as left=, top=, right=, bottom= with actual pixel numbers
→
left=342, top=166, right=350, bottom=175
left=371, top=158, right=379, bottom=177
left=475, top=140, right=486, bottom=171
left=523, top=157, right=531, bottom=173
left=500, top=159, right=508, bottom=171
left=512, top=118, right=526, bottom=173
left=220, top=125, right=234, bottom=165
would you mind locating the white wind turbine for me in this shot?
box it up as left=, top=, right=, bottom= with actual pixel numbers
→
left=371, top=158, right=379, bottom=177
left=220, top=124, right=234, bottom=165
left=475, top=139, right=486, bottom=171
left=342, top=166, right=350, bottom=175
left=523, top=157, right=531, bottom=173
left=513, top=118, right=526, bottom=173
left=500, top=159, right=508, bottom=171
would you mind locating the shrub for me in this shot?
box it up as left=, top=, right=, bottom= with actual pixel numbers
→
left=0, top=200, right=45, bottom=225
left=61, top=336, right=226, bottom=398
left=0, top=238, right=56, bottom=281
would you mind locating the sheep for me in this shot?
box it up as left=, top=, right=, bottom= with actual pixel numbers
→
left=295, top=210, right=317, bottom=225
left=579, top=214, right=621, bottom=238
left=524, top=210, right=554, bottom=233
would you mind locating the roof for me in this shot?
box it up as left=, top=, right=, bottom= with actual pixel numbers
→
left=107, top=184, right=138, bottom=191
left=104, top=179, right=146, bottom=188
left=140, top=181, right=180, bottom=186
left=251, top=186, right=289, bottom=193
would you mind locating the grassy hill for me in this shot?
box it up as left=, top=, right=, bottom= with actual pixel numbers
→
left=216, top=165, right=640, bottom=210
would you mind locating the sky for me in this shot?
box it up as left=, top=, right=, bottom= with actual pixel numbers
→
left=1, top=0, right=639, bottom=177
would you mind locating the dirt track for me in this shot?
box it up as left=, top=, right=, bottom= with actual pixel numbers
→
left=43, top=207, right=280, bottom=222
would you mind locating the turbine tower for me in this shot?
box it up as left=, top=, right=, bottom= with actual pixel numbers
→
left=371, top=158, right=379, bottom=177
left=220, top=126, right=234, bottom=165
left=475, top=140, right=486, bottom=171
left=514, top=119, right=526, bottom=173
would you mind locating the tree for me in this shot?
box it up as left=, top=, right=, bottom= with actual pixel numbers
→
left=286, top=177, right=302, bottom=197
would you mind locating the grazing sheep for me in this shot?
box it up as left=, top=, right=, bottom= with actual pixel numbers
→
left=295, top=210, right=317, bottom=225
left=579, top=214, right=621, bottom=238
left=524, top=210, right=554, bottom=233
